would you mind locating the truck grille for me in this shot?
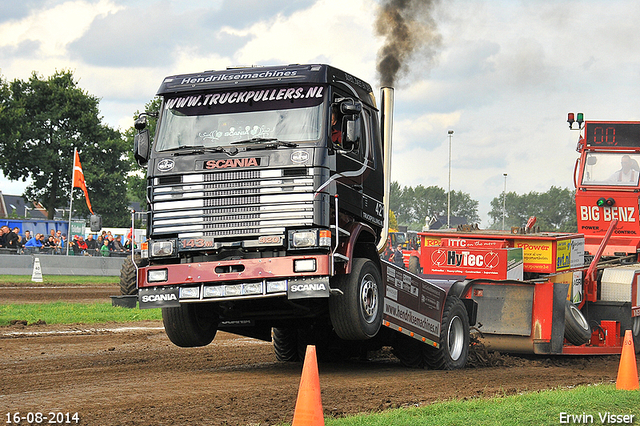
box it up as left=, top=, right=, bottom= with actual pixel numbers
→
left=150, top=168, right=315, bottom=238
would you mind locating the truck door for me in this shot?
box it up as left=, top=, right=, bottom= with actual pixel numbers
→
left=333, top=93, right=366, bottom=219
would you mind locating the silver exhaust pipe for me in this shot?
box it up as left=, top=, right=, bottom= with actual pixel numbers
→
left=377, top=87, right=394, bottom=254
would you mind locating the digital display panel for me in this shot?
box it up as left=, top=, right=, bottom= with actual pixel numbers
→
left=585, top=122, right=640, bottom=148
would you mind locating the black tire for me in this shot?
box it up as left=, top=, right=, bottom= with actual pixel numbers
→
left=119, top=257, right=138, bottom=295
left=329, top=258, right=383, bottom=340
left=564, top=301, right=591, bottom=346
left=425, top=296, right=469, bottom=370
left=408, top=256, right=421, bottom=275
left=273, top=328, right=300, bottom=362
left=392, top=333, right=426, bottom=368
left=632, top=316, right=640, bottom=354
left=162, top=303, right=218, bottom=348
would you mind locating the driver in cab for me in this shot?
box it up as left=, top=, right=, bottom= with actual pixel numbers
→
left=608, top=155, right=640, bottom=184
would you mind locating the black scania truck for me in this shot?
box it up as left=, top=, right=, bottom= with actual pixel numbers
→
left=131, top=64, right=473, bottom=368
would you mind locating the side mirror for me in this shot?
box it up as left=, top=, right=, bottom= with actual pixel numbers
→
left=333, top=98, right=362, bottom=151
left=340, top=99, right=362, bottom=116
left=134, top=129, right=150, bottom=166
left=134, top=116, right=148, bottom=130
left=344, top=115, right=361, bottom=150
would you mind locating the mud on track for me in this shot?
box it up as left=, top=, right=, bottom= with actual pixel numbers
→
left=0, top=283, right=635, bottom=425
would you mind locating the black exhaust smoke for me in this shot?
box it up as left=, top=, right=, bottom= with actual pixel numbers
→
left=375, top=0, right=442, bottom=87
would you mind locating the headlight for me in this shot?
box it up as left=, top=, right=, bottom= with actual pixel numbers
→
left=151, top=240, right=175, bottom=257
left=148, top=269, right=168, bottom=282
left=294, top=258, right=317, bottom=272
left=179, top=287, right=199, bottom=299
left=267, top=280, right=287, bottom=293
left=291, top=231, right=317, bottom=248
left=288, top=230, right=332, bottom=249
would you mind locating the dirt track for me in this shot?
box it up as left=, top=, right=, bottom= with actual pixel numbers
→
left=0, top=282, right=637, bottom=426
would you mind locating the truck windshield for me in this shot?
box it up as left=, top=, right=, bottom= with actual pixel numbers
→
left=154, top=85, right=326, bottom=152
left=581, top=152, right=640, bottom=187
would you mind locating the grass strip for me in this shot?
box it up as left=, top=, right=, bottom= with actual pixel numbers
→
left=0, top=275, right=119, bottom=285
left=0, top=301, right=161, bottom=326
left=324, top=384, right=640, bottom=426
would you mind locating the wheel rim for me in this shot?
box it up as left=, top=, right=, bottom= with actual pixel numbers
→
left=448, top=316, right=464, bottom=361
left=570, top=305, right=589, bottom=331
left=360, top=272, right=378, bottom=324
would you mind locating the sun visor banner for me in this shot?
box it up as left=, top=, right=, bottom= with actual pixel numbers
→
left=164, top=85, right=326, bottom=115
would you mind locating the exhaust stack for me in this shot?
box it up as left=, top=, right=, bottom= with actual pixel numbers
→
left=377, top=86, right=394, bottom=253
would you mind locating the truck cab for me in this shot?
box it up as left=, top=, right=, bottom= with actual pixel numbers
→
left=132, top=64, right=391, bottom=347
left=573, top=119, right=640, bottom=257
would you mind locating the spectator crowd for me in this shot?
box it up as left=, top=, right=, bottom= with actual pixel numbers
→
left=0, top=226, right=136, bottom=257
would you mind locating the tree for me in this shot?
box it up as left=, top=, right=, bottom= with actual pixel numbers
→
left=389, top=181, right=480, bottom=230
left=488, top=186, right=576, bottom=232
left=389, top=210, right=398, bottom=230
left=0, top=70, right=130, bottom=225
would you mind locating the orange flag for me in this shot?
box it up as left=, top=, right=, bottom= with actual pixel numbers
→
left=73, top=150, right=94, bottom=214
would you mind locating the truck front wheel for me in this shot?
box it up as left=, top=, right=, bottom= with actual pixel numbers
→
left=424, top=296, right=469, bottom=370
left=162, top=303, right=218, bottom=347
left=329, top=258, right=383, bottom=340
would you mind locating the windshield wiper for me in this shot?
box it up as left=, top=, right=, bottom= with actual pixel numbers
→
left=167, top=146, right=227, bottom=156
left=245, top=141, right=299, bottom=151
left=230, top=137, right=298, bottom=150
left=230, top=137, right=278, bottom=145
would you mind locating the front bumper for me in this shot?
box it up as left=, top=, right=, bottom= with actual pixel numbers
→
left=137, top=254, right=331, bottom=308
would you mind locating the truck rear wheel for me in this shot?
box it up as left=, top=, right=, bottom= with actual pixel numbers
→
left=162, top=303, right=218, bottom=348
left=329, top=258, right=383, bottom=340
left=273, top=328, right=300, bottom=362
left=392, top=333, right=426, bottom=368
left=564, top=301, right=591, bottom=346
left=424, top=296, right=469, bottom=370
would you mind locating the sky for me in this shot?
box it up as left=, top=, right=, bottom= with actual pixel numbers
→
left=1, top=0, right=640, bottom=227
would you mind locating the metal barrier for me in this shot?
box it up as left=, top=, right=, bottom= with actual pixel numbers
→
left=0, top=254, right=126, bottom=276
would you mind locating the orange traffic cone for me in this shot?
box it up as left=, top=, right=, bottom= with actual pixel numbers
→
left=616, top=330, right=639, bottom=390
left=292, top=345, right=324, bottom=426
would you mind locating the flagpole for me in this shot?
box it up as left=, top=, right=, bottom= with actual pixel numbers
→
left=67, top=147, right=76, bottom=256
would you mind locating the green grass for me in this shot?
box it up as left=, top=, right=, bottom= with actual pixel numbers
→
left=0, top=301, right=161, bottom=326
left=323, top=384, right=640, bottom=426
left=0, top=274, right=119, bottom=285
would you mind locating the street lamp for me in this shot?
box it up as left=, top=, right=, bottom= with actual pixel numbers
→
left=447, top=130, right=454, bottom=229
left=502, top=173, right=507, bottom=230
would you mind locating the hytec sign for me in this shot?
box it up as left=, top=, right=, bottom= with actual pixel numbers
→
left=431, top=248, right=500, bottom=269
left=423, top=246, right=523, bottom=280
left=418, top=233, right=586, bottom=275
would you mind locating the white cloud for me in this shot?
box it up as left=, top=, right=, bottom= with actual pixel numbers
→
left=0, top=0, right=122, bottom=58
left=231, top=0, right=380, bottom=84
